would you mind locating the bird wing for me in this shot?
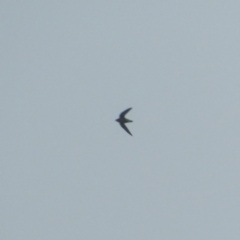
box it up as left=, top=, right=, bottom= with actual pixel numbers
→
left=119, top=108, right=132, bottom=118
left=120, top=123, right=132, bottom=136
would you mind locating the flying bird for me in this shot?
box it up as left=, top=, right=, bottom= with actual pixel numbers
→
left=116, top=108, right=133, bottom=136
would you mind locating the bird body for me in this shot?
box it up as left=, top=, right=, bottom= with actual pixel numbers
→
left=116, top=108, right=133, bottom=136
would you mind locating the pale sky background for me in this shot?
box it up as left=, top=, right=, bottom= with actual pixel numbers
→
left=1, top=1, right=240, bottom=239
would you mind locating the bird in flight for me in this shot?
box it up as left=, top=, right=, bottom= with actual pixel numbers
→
left=116, top=108, right=133, bottom=136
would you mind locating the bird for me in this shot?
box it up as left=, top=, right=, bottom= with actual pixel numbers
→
left=115, top=108, right=133, bottom=136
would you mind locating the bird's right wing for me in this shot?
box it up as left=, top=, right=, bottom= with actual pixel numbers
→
left=120, top=123, right=132, bottom=136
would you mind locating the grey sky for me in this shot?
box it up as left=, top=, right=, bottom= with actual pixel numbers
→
left=1, top=1, right=240, bottom=239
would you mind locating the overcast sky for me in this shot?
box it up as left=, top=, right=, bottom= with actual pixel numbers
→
left=1, top=1, right=240, bottom=239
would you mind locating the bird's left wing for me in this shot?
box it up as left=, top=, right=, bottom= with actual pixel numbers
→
left=119, top=108, right=132, bottom=118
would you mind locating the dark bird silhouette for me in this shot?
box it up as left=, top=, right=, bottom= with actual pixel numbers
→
left=116, top=108, right=133, bottom=136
